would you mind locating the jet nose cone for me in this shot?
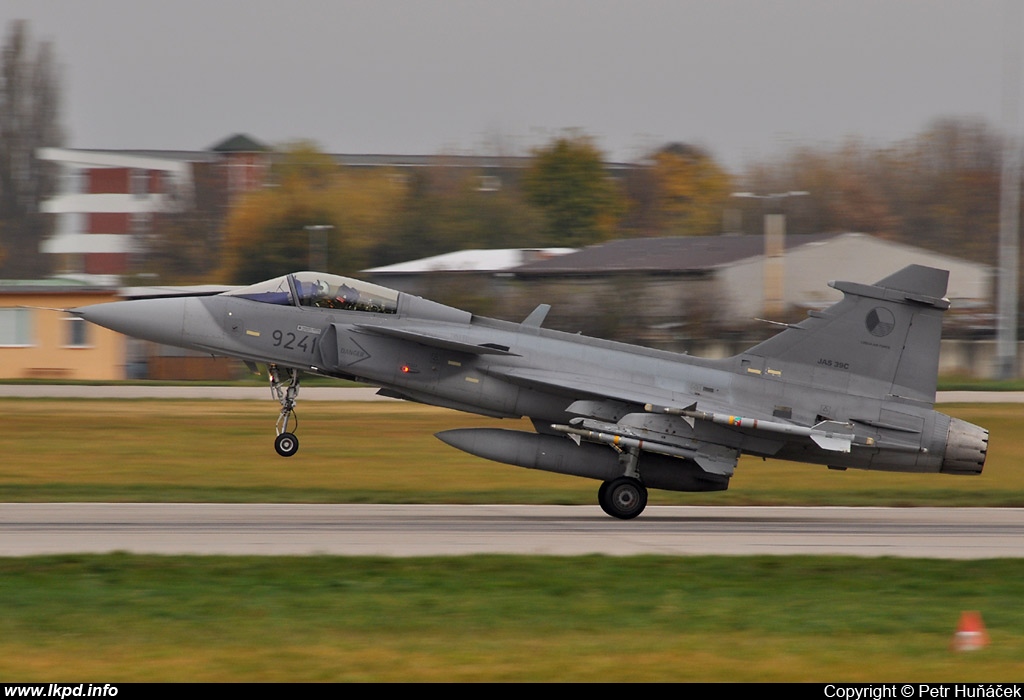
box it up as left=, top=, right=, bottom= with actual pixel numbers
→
left=73, top=297, right=187, bottom=346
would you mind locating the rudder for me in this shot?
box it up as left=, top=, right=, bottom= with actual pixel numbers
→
left=743, top=265, right=950, bottom=405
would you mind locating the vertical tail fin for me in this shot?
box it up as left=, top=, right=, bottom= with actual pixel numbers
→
left=744, top=265, right=950, bottom=404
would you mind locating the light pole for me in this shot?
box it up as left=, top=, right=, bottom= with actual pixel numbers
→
left=731, top=191, right=809, bottom=317
left=996, top=0, right=1022, bottom=379
left=305, top=224, right=333, bottom=272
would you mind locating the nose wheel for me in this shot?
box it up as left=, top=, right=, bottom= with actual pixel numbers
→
left=269, top=364, right=301, bottom=457
left=274, top=431, right=299, bottom=457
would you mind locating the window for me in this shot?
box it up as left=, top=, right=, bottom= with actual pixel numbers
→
left=62, top=169, right=83, bottom=195
left=65, top=316, right=89, bottom=347
left=292, top=272, right=398, bottom=314
left=224, top=273, right=400, bottom=314
left=477, top=175, right=501, bottom=192
left=131, top=168, right=149, bottom=198
left=0, top=308, right=32, bottom=346
left=224, top=275, right=294, bottom=305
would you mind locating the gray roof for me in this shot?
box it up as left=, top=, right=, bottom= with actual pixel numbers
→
left=47, top=143, right=635, bottom=172
left=45, top=148, right=218, bottom=163
left=332, top=153, right=635, bottom=171
left=209, top=134, right=269, bottom=153
left=0, top=278, right=115, bottom=294
left=364, top=248, right=577, bottom=275
left=512, top=233, right=840, bottom=276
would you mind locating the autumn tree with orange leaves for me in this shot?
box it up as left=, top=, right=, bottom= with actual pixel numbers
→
left=219, top=142, right=405, bottom=284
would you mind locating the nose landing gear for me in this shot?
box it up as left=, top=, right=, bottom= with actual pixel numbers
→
left=269, top=364, right=300, bottom=457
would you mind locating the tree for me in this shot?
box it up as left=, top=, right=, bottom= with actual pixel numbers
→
left=219, top=142, right=406, bottom=283
left=370, top=165, right=547, bottom=268
left=0, top=20, right=63, bottom=277
left=737, top=118, right=1005, bottom=265
left=623, top=143, right=733, bottom=237
left=886, top=118, right=1002, bottom=262
left=133, top=162, right=229, bottom=284
left=522, top=131, right=624, bottom=246
left=737, top=139, right=898, bottom=239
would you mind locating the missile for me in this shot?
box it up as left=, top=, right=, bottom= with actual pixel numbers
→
left=550, top=423, right=700, bottom=462
left=549, top=420, right=739, bottom=476
left=644, top=403, right=868, bottom=453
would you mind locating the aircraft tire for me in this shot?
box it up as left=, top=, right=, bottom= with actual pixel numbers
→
left=275, top=432, right=299, bottom=457
left=599, top=477, right=647, bottom=520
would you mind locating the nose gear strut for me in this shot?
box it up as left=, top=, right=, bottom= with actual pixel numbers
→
left=269, top=364, right=301, bottom=456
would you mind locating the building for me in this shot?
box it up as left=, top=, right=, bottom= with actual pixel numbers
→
left=362, top=233, right=993, bottom=349
left=0, top=280, right=123, bottom=380
left=37, top=148, right=198, bottom=281
left=35, top=138, right=633, bottom=284
left=0, top=234, right=1003, bottom=380
left=364, top=248, right=576, bottom=293
left=36, top=134, right=270, bottom=282
left=511, top=232, right=990, bottom=320
left=0, top=280, right=238, bottom=381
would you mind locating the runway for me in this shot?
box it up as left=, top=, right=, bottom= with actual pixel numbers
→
left=3, top=503, right=1024, bottom=558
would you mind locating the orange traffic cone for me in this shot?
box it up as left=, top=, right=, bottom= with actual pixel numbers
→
left=951, top=611, right=989, bottom=651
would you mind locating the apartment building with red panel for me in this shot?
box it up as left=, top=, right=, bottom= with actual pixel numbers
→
left=37, top=134, right=269, bottom=282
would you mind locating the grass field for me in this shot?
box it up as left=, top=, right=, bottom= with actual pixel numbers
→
left=1, top=398, right=1022, bottom=681
left=0, top=399, right=1018, bottom=505
left=2, top=555, right=1023, bottom=682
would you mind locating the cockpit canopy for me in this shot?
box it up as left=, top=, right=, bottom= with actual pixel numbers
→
left=224, top=272, right=399, bottom=314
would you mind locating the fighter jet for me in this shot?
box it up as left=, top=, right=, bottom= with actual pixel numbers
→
left=73, top=264, right=988, bottom=519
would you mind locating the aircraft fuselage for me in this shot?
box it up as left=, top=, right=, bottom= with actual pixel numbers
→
left=73, top=268, right=989, bottom=518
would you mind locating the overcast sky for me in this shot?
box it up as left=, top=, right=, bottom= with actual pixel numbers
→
left=4, top=1, right=1018, bottom=170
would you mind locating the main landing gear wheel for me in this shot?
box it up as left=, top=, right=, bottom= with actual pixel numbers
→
left=274, top=432, right=299, bottom=457
left=598, top=477, right=648, bottom=520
